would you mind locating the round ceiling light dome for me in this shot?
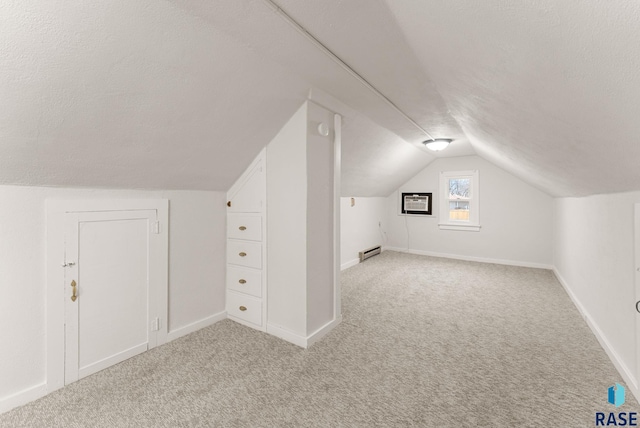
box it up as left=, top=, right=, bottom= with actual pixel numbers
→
left=423, top=138, right=452, bottom=151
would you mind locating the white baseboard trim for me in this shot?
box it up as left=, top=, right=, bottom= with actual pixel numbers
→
left=167, top=311, right=227, bottom=342
left=267, top=323, right=308, bottom=348
left=341, top=258, right=360, bottom=271
left=227, top=315, right=267, bottom=332
left=267, top=316, right=342, bottom=349
left=552, top=267, right=640, bottom=403
left=307, top=315, right=342, bottom=348
left=0, top=382, right=47, bottom=415
left=0, top=312, right=227, bottom=415
left=385, top=247, right=553, bottom=270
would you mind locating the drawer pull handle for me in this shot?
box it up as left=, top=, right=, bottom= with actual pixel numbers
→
left=239, top=306, right=247, bottom=311
left=239, top=226, right=247, bottom=231
left=239, top=279, right=246, bottom=284
left=239, top=252, right=247, bottom=257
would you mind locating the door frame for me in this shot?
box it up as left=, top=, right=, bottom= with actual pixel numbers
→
left=46, top=199, right=169, bottom=393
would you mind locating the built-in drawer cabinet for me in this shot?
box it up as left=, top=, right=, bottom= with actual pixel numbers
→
left=227, top=265, right=262, bottom=298
left=226, top=148, right=266, bottom=331
left=227, top=215, right=262, bottom=241
left=227, top=291, right=262, bottom=326
left=227, top=240, right=262, bottom=269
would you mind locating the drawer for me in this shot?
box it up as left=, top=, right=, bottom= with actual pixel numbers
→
left=227, top=240, right=262, bottom=269
left=227, top=291, right=262, bottom=326
left=227, top=265, right=262, bottom=298
left=227, top=215, right=262, bottom=241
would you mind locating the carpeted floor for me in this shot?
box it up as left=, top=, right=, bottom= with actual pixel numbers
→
left=2, top=250, right=637, bottom=427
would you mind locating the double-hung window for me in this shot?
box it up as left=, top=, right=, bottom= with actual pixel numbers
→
left=439, top=170, right=480, bottom=231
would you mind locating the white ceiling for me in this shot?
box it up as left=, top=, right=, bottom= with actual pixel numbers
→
left=2, top=1, right=639, bottom=197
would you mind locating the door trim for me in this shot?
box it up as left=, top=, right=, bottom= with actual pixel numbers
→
left=46, top=199, right=169, bottom=393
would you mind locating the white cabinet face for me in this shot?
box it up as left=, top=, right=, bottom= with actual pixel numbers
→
left=227, top=215, right=262, bottom=241
left=227, top=265, right=262, bottom=298
left=226, top=148, right=267, bottom=331
left=227, top=240, right=262, bottom=269
left=227, top=164, right=264, bottom=213
left=227, top=291, right=263, bottom=326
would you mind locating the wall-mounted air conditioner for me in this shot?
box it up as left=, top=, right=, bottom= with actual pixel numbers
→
left=401, top=192, right=432, bottom=215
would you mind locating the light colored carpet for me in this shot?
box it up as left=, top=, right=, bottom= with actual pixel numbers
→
left=2, top=250, right=637, bottom=427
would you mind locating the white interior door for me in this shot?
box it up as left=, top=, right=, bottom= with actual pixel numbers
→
left=64, top=210, right=157, bottom=384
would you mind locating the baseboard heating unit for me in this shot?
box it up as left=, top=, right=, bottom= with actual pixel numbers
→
left=359, top=245, right=381, bottom=262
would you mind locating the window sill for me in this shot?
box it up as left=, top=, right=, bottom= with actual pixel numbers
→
left=398, top=213, right=435, bottom=217
left=438, top=223, right=481, bottom=232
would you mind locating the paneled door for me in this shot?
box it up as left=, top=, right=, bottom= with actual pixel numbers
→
left=64, top=210, right=158, bottom=384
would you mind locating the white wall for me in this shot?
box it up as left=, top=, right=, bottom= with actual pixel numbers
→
left=267, top=103, right=308, bottom=336
left=165, top=191, right=226, bottom=331
left=386, top=155, right=554, bottom=268
left=306, top=102, right=336, bottom=334
left=340, top=197, right=388, bottom=270
left=0, top=185, right=225, bottom=411
left=266, top=101, right=339, bottom=344
left=553, top=192, right=640, bottom=397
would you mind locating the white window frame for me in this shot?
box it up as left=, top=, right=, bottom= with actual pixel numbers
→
left=438, top=170, right=480, bottom=231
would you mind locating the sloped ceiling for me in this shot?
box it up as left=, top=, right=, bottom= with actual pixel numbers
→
left=2, top=1, right=640, bottom=197
left=278, top=0, right=640, bottom=197
left=385, top=0, right=640, bottom=197
left=0, top=1, right=311, bottom=190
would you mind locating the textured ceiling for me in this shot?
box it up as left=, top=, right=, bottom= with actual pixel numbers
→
left=383, top=0, right=640, bottom=197
left=2, top=1, right=640, bottom=196
left=0, top=1, right=310, bottom=190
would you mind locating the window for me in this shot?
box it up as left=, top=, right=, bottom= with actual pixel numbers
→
left=439, top=170, right=480, bottom=231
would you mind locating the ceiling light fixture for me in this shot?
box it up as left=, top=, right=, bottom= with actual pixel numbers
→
left=423, top=138, right=452, bottom=151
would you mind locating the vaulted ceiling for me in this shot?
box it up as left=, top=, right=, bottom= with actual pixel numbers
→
left=2, top=1, right=639, bottom=197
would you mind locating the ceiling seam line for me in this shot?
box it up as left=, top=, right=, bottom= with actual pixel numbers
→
left=261, top=0, right=435, bottom=141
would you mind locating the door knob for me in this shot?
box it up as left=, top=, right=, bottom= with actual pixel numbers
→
left=239, top=252, right=247, bottom=257
left=239, top=226, right=247, bottom=231
left=636, top=301, right=640, bottom=314
left=70, top=280, right=77, bottom=302
left=239, top=279, right=246, bottom=284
